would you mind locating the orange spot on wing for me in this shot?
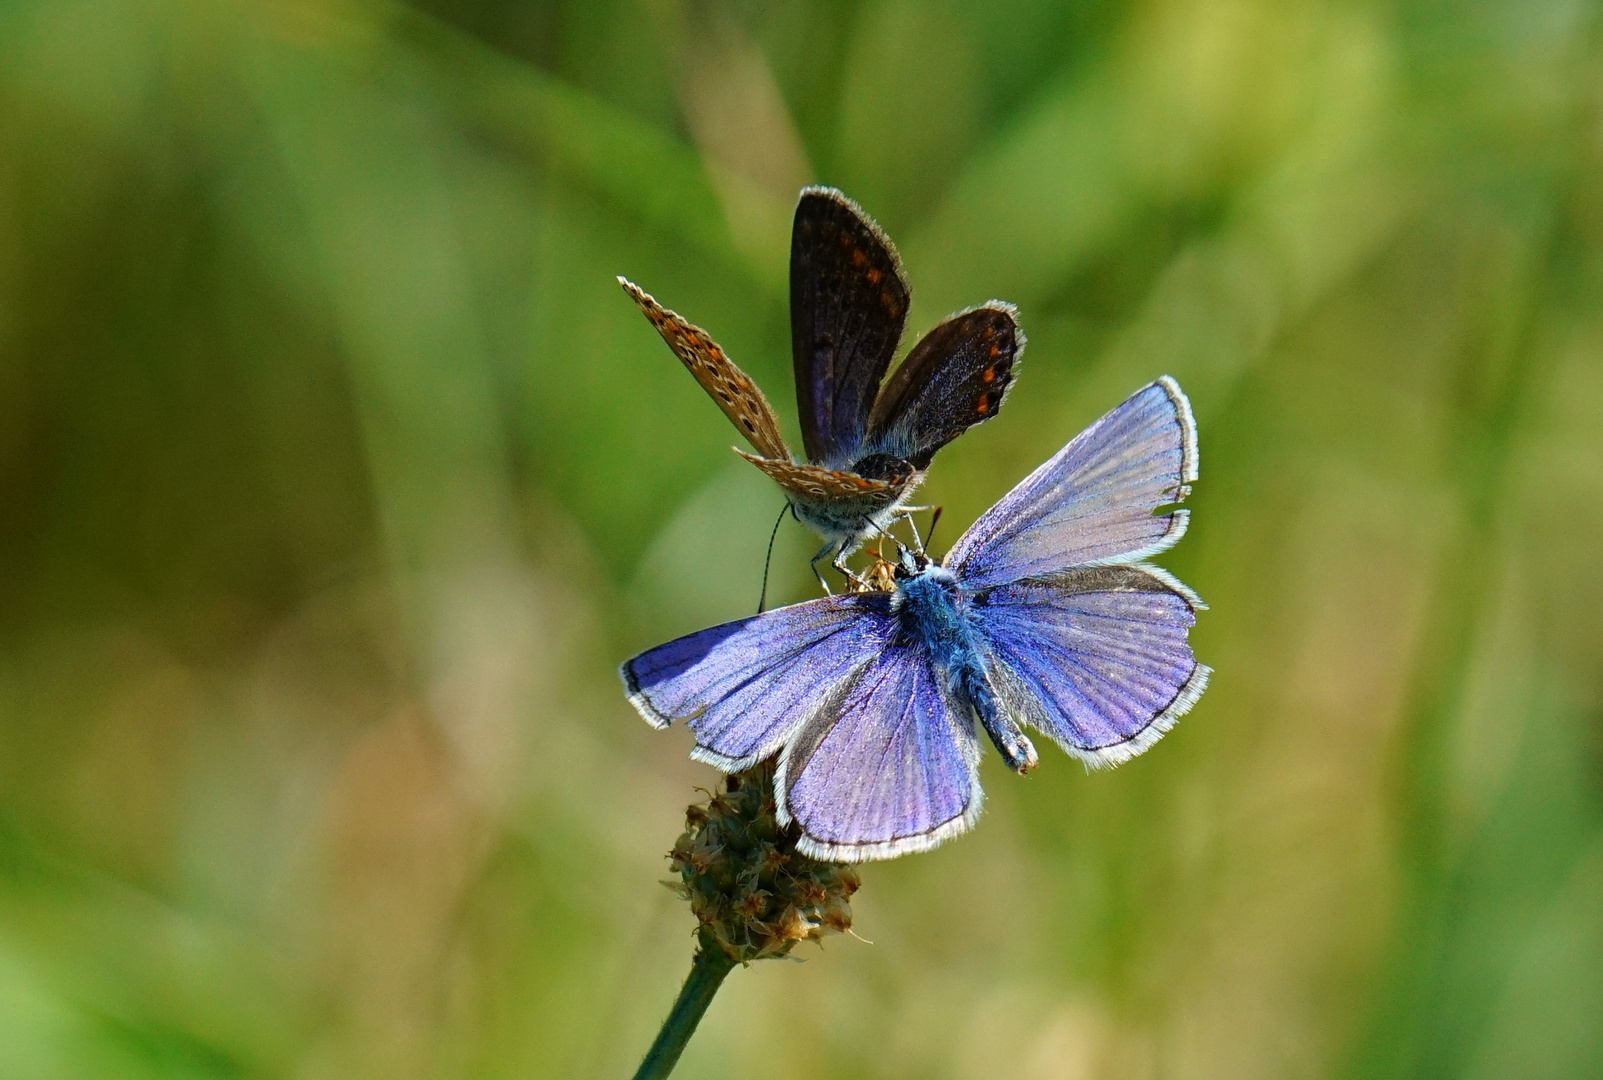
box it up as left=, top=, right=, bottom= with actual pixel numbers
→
left=866, top=267, right=881, bottom=284
left=988, top=344, right=999, bottom=358
left=982, top=367, right=995, bottom=382
left=850, top=249, right=866, bottom=267
left=976, top=397, right=991, bottom=415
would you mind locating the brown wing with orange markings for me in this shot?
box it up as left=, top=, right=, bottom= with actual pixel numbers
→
left=619, top=278, right=791, bottom=462
left=866, top=302, right=1022, bottom=470
left=734, top=450, right=905, bottom=503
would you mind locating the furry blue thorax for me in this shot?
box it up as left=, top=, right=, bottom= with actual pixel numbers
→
left=892, top=565, right=1038, bottom=773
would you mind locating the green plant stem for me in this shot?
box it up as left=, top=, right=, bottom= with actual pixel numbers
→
left=632, top=939, right=737, bottom=1080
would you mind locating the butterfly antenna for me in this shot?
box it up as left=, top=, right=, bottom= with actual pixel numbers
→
left=756, top=502, right=788, bottom=613
left=925, top=505, right=944, bottom=555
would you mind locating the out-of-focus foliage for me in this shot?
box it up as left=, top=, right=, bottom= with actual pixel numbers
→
left=1, top=0, right=1601, bottom=1076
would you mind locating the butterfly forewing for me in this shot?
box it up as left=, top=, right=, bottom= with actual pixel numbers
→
left=619, top=278, right=791, bottom=462
left=622, top=593, right=895, bottom=770
left=791, top=188, right=910, bottom=467
left=945, top=377, right=1197, bottom=590
left=866, top=302, right=1023, bottom=468
left=977, top=565, right=1209, bottom=769
left=777, top=643, right=983, bottom=862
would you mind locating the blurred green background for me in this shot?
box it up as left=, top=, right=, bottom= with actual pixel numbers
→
left=2, top=0, right=1601, bottom=1077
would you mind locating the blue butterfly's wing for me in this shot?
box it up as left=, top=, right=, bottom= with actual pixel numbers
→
left=945, top=377, right=1197, bottom=590
left=621, top=594, right=894, bottom=771
left=791, top=188, right=909, bottom=467
left=976, top=565, right=1209, bottom=767
left=777, top=643, right=983, bottom=862
left=865, top=303, right=1023, bottom=469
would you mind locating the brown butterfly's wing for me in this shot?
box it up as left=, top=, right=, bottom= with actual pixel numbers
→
left=791, top=188, right=910, bottom=468
left=735, top=451, right=909, bottom=504
left=620, top=278, right=791, bottom=462
left=866, top=302, right=1022, bottom=469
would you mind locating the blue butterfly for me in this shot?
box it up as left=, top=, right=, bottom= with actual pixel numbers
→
left=622, top=378, right=1209, bottom=862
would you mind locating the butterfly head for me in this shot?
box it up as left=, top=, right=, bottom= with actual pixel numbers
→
left=894, top=546, right=932, bottom=580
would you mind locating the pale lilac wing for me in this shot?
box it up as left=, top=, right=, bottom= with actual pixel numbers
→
left=777, top=643, right=982, bottom=862
left=945, top=377, right=1197, bottom=590
left=622, top=594, right=895, bottom=771
left=975, top=565, right=1209, bottom=768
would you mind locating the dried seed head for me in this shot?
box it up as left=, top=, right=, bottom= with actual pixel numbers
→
left=667, top=759, right=862, bottom=965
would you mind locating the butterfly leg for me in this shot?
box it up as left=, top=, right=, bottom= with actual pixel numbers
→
left=891, top=505, right=944, bottom=556
left=809, top=543, right=836, bottom=596
left=900, top=508, right=930, bottom=554
left=830, top=546, right=872, bottom=591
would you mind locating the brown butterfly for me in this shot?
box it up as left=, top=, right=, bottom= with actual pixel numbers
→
left=620, top=187, right=1022, bottom=587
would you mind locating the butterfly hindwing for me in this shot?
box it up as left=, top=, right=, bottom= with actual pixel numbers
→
left=735, top=450, right=908, bottom=500
left=945, top=377, right=1198, bottom=590
left=866, top=303, right=1023, bottom=468
left=777, top=642, right=983, bottom=862
left=976, top=564, right=1209, bottom=769
left=621, top=593, right=895, bottom=771
left=619, top=278, right=791, bottom=462
left=791, top=188, right=910, bottom=467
